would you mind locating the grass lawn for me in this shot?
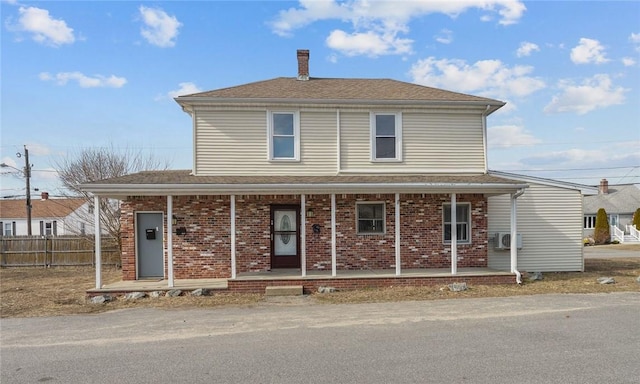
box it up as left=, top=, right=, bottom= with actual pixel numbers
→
left=1, top=255, right=638, bottom=318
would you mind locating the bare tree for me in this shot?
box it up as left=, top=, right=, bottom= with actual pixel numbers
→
left=56, top=145, right=169, bottom=248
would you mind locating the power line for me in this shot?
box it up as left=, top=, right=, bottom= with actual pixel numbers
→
left=499, top=165, right=639, bottom=172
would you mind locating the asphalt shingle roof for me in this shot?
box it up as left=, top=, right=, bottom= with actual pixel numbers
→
left=584, top=184, right=640, bottom=214
left=177, top=77, right=504, bottom=104
left=0, top=198, right=85, bottom=219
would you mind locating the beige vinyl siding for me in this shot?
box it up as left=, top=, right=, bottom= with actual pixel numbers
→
left=340, top=111, right=486, bottom=173
left=195, top=110, right=337, bottom=175
left=488, top=183, right=584, bottom=272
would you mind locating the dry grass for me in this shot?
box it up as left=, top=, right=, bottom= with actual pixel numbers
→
left=1, top=257, right=638, bottom=318
left=0, top=266, right=261, bottom=318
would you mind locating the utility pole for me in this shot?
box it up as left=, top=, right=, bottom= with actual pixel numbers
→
left=24, top=145, right=32, bottom=236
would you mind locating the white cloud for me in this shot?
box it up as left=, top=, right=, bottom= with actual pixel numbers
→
left=435, top=29, right=453, bottom=44
left=11, top=6, right=75, bottom=46
left=326, top=29, right=412, bottom=57
left=622, top=57, right=636, bottom=66
left=39, top=72, right=127, bottom=88
left=139, top=6, right=182, bottom=48
left=270, top=1, right=525, bottom=56
left=409, top=57, right=545, bottom=101
left=488, top=125, right=542, bottom=149
left=630, top=33, right=640, bottom=52
left=544, top=74, right=627, bottom=115
left=167, top=82, right=202, bottom=98
left=570, top=38, right=609, bottom=64
left=516, top=41, right=539, bottom=57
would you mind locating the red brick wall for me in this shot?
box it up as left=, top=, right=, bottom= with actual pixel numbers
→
left=119, top=193, right=489, bottom=280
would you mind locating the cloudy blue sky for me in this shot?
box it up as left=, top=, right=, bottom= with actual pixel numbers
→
left=1, top=0, right=639, bottom=198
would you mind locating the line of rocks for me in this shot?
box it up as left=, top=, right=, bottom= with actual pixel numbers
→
left=89, top=288, right=210, bottom=304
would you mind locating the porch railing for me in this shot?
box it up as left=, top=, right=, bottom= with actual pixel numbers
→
left=626, top=224, right=640, bottom=241
left=611, top=225, right=624, bottom=243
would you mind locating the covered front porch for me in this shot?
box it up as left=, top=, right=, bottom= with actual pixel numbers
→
left=84, top=172, right=529, bottom=293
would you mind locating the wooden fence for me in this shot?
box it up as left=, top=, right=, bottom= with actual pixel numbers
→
left=0, top=236, right=120, bottom=267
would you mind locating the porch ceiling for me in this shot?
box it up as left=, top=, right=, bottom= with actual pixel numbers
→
left=81, top=170, right=528, bottom=198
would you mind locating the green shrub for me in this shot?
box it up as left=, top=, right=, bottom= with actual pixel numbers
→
left=593, top=208, right=610, bottom=244
left=633, top=208, right=640, bottom=228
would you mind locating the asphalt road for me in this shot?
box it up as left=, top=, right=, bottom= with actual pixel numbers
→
left=2, top=293, right=639, bottom=384
left=584, top=244, right=640, bottom=258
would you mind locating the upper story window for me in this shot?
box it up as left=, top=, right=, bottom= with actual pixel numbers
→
left=443, top=203, right=471, bottom=244
left=357, top=202, right=385, bottom=234
left=370, top=112, right=402, bottom=162
left=268, top=111, right=300, bottom=161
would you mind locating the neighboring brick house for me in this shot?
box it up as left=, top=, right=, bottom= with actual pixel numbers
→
left=82, top=50, right=590, bottom=291
left=0, top=197, right=90, bottom=236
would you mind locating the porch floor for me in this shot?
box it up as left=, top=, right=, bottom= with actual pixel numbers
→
left=87, top=267, right=511, bottom=295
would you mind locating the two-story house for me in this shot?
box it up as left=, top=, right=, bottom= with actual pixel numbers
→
left=83, top=50, right=592, bottom=293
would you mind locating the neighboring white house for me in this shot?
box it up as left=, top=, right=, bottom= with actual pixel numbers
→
left=0, top=197, right=97, bottom=236
left=584, top=179, right=640, bottom=243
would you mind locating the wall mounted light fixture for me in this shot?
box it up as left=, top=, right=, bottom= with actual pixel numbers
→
left=306, top=208, right=314, bottom=218
left=172, top=215, right=178, bottom=225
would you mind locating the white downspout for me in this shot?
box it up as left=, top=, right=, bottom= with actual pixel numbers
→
left=510, top=188, right=525, bottom=284
left=336, top=109, right=341, bottom=174
left=481, top=105, right=490, bottom=173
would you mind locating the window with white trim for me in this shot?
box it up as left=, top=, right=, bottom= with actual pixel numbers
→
left=370, top=112, right=402, bottom=161
left=357, top=202, right=385, bottom=234
left=268, top=111, right=299, bottom=161
left=3, top=222, right=13, bottom=236
left=584, top=215, right=596, bottom=229
left=443, top=203, right=471, bottom=243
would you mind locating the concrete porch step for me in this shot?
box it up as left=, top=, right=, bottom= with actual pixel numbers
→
left=265, top=285, right=303, bottom=296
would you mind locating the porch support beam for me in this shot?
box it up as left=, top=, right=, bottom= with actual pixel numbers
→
left=301, top=194, right=306, bottom=277
left=167, top=195, right=174, bottom=288
left=331, top=193, right=337, bottom=277
left=395, top=193, right=401, bottom=276
left=94, top=195, right=102, bottom=289
left=450, top=193, right=457, bottom=275
left=231, top=195, right=237, bottom=279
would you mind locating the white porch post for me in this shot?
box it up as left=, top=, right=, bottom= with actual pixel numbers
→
left=510, top=193, right=518, bottom=273
left=331, top=193, right=337, bottom=277
left=450, top=193, right=458, bottom=275
left=395, top=193, right=401, bottom=276
left=94, top=195, right=102, bottom=289
left=301, top=194, right=306, bottom=277
left=167, top=195, right=174, bottom=288
left=230, top=195, right=237, bottom=279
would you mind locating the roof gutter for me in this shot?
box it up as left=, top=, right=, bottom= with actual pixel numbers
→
left=176, top=97, right=505, bottom=114
left=81, top=181, right=529, bottom=197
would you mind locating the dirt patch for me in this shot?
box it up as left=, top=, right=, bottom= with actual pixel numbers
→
left=1, top=258, right=638, bottom=318
left=0, top=266, right=261, bottom=318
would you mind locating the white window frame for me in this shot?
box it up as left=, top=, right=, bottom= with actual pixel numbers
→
left=356, top=202, right=386, bottom=235
left=3, top=222, right=13, bottom=236
left=370, top=112, right=402, bottom=162
left=443, top=203, right=471, bottom=244
left=584, top=215, right=596, bottom=229
left=267, top=110, right=300, bottom=161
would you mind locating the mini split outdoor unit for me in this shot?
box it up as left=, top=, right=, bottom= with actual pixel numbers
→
left=494, top=232, right=522, bottom=250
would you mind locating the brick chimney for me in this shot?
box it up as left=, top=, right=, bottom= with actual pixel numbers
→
left=599, top=179, right=609, bottom=194
left=297, top=49, right=309, bottom=81
left=41, top=192, right=49, bottom=200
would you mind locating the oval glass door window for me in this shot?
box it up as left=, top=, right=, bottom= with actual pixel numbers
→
left=274, top=210, right=296, bottom=256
